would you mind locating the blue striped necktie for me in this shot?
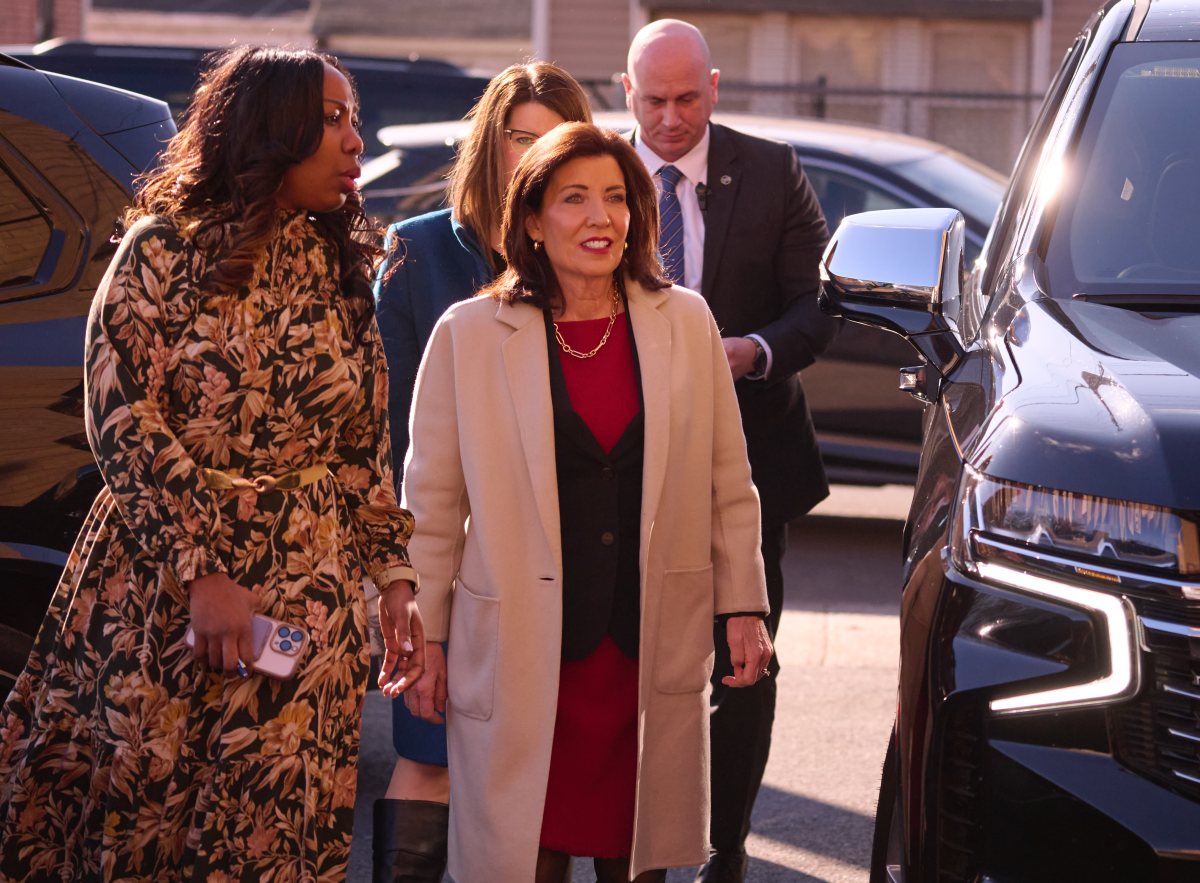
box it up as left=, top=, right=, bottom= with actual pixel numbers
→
left=657, top=164, right=686, bottom=284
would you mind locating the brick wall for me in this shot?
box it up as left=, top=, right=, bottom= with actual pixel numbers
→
left=0, top=0, right=85, bottom=44
left=0, top=0, right=39, bottom=42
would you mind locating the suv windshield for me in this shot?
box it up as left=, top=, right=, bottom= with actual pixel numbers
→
left=1042, top=42, right=1200, bottom=300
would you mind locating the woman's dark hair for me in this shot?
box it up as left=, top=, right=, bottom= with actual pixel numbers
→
left=481, top=123, right=669, bottom=310
left=127, top=45, right=380, bottom=341
left=449, top=61, right=592, bottom=272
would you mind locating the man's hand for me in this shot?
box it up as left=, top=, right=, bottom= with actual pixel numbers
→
left=405, top=642, right=447, bottom=724
left=378, top=580, right=426, bottom=697
left=722, top=336, right=759, bottom=381
left=188, top=572, right=258, bottom=673
left=722, top=614, right=774, bottom=688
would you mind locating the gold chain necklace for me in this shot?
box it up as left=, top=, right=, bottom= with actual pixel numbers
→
left=554, top=287, right=620, bottom=359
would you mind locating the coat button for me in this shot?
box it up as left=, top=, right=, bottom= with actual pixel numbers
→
left=600, top=531, right=615, bottom=546
left=601, top=466, right=615, bottom=479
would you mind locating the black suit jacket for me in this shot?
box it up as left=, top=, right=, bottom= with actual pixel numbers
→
left=544, top=310, right=644, bottom=661
left=694, top=123, right=838, bottom=525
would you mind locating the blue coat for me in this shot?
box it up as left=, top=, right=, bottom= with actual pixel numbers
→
left=374, top=208, right=493, bottom=484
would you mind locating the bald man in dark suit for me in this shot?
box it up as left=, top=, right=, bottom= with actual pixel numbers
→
left=623, top=19, right=839, bottom=883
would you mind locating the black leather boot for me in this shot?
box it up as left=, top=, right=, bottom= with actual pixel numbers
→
left=372, top=798, right=449, bottom=883
left=694, top=849, right=748, bottom=883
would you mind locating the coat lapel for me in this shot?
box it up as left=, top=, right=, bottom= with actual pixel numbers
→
left=625, top=281, right=671, bottom=562
left=701, top=124, right=740, bottom=298
left=498, top=300, right=562, bottom=571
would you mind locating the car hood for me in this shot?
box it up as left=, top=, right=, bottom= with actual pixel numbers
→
left=968, top=297, right=1200, bottom=511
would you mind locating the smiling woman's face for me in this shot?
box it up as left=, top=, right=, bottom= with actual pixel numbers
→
left=525, top=153, right=630, bottom=293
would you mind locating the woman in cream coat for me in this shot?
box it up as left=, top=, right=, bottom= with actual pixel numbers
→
left=400, top=123, right=773, bottom=882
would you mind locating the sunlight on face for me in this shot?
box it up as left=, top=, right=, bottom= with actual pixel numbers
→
left=624, top=40, right=718, bottom=163
left=526, top=154, right=631, bottom=292
left=276, top=63, right=364, bottom=213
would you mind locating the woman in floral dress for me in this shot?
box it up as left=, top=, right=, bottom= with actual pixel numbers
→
left=0, top=46, right=422, bottom=881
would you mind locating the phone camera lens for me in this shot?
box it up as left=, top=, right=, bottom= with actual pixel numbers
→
left=280, top=640, right=293, bottom=651
left=277, top=626, right=289, bottom=637
left=292, top=630, right=304, bottom=642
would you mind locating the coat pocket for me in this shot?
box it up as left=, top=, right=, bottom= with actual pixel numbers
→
left=447, top=577, right=499, bottom=720
left=653, top=564, right=716, bottom=694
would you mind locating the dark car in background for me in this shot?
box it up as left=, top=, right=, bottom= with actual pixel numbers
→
left=0, top=40, right=488, bottom=156
left=0, top=55, right=174, bottom=696
left=364, top=111, right=1007, bottom=484
left=821, top=1, right=1200, bottom=879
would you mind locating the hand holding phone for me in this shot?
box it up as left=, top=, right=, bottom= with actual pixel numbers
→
left=187, top=613, right=309, bottom=679
left=186, top=572, right=257, bottom=672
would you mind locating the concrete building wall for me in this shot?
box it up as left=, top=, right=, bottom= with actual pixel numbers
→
left=647, top=7, right=1037, bottom=171
left=85, top=11, right=312, bottom=47
left=545, top=0, right=631, bottom=79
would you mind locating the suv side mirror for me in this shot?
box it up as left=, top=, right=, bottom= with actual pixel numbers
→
left=819, top=207, right=966, bottom=376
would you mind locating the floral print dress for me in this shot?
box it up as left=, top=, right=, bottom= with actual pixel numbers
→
left=0, top=213, right=415, bottom=882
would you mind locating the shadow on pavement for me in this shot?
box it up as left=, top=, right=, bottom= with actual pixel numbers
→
left=783, top=514, right=906, bottom=614
left=751, top=783, right=874, bottom=870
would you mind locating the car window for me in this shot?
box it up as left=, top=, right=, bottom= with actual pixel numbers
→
left=0, top=162, right=52, bottom=288
left=1042, top=42, right=1200, bottom=297
left=360, top=143, right=455, bottom=227
left=978, top=34, right=1088, bottom=297
left=350, top=70, right=483, bottom=155
left=886, top=152, right=1004, bottom=234
left=804, top=164, right=910, bottom=229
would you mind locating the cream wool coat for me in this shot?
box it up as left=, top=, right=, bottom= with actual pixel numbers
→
left=403, top=279, right=768, bottom=882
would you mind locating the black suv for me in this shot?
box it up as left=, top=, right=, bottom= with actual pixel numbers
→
left=821, top=1, right=1200, bottom=880
left=0, top=56, right=174, bottom=696
left=1, top=41, right=487, bottom=156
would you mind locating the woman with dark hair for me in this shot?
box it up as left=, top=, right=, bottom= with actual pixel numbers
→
left=404, top=122, right=774, bottom=883
left=0, top=46, right=422, bottom=880
left=371, top=61, right=591, bottom=881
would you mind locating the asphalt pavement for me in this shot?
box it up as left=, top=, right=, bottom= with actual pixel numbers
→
left=349, top=483, right=910, bottom=882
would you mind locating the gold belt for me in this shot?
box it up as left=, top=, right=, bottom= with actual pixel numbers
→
left=201, top=463, right=330, bottom=494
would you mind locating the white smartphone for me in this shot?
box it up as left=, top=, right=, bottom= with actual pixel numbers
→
left=186, top=613, right=309, bottom=679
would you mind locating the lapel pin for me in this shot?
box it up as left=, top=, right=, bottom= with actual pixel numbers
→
left=720, top=175, right=732, bottom=185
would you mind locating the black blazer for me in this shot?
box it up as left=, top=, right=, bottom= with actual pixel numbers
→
left=543, top=311, right=644, bottom=661
left=698, top=123, right=840, bottom=525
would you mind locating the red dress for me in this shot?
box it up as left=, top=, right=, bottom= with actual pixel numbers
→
left=539, top=311, right=641, bottom=858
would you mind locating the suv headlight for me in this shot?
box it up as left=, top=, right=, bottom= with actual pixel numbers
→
left=948, top=469, right=1199, bottom=713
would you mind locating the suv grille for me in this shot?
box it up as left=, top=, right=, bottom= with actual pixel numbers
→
left=937, top=703, right=985, bottom=881
left=1112, top=608, right=1200, bottom=801
left=1140, top=598, right=1200, bottom=629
